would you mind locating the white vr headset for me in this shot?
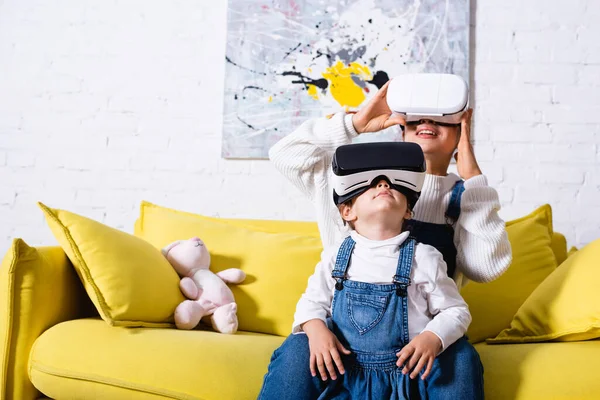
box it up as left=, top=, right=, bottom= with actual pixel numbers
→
left=331, top=142, right=426, bottom=207
left=386, top=73, right=469, bottom=125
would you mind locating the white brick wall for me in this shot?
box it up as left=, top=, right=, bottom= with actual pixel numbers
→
left=1, top=0, right=599, bottom=257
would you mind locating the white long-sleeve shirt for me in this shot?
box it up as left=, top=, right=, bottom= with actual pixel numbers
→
left=293, top=230, right=472, bottom=352
left=269, top=112, right=512, bottom=287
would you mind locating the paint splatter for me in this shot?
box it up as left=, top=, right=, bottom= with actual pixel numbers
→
left=368, top=70, right=390, bottom=89
left=321, top=61, right=373, bottom=108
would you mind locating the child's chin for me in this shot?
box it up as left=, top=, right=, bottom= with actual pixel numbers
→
left=372, top=202, right=402, bottom=214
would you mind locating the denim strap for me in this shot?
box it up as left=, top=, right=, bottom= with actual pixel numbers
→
left=393, top=237, right=415, bottom=345
left=445, top=180, right=465, bottom=222
left=331, top=236, right=355, bottom=290
left=393, top=238, right=415, bottom=297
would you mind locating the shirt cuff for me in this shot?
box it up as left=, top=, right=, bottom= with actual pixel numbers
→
left=463, top=174, right=488, bottom=190
left=343, top=113, right=359, bottom=139
left=292, top=316, right=327, bottom=335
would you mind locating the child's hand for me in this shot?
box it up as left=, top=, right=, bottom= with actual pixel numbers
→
left=351, top=80, right=406, bottom=134
left=302, top=319, right=352, bottom=381
left=395, top=331, right=442, bottom=380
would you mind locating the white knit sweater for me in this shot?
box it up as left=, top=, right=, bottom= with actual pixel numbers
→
left=268, top=112, right=512, bottom=287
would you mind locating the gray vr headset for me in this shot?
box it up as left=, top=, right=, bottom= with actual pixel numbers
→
left=331, top=142, right=426, bottom=209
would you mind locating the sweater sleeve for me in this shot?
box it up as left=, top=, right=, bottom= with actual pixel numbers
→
left=454, top=174, right=513, bottom=284
left=418, top=245, right=472, bottom=352
left=268, top=112, right=358, bottom=202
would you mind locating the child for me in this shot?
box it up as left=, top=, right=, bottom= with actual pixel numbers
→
left=293, top=144, right=471, bottom=399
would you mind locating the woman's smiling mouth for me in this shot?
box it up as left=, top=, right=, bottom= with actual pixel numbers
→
left=416, top=128, right=438, bottom=137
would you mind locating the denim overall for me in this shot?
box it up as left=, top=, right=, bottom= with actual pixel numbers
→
left=258, top=180, right=484, bottom=400
left=319, top=236, right=417, bottom=399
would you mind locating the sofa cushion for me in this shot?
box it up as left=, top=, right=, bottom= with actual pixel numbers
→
left=135, top=209, right=323, bottom=337
left=135, top=201, right=321, bottom=239
left=474, top=340, right=600, bottom=399
left=29, top=318, right=284, bottom=400
left=135, top=201, right=570, bottom=275
left=461, top=204, right=558, bottom=343
left=488, top=238, right=600, bottom=344
left=135, top=202, right=562, bottom=341
left=38, top=202, right=184, bottom=328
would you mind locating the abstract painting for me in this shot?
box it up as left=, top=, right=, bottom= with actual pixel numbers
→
left=222, top=0, right=470, bottom=159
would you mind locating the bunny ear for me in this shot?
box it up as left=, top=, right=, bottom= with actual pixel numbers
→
left=161, top=240, right=184, bottom=257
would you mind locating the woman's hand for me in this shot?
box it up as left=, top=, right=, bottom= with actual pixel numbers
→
left=396, top=331, right=442, bottom=380
left=303, top=319, right=351, bottom=381
left=455, top=109, right=482, bottom=180
left=351, top=80, right=406, bottom=134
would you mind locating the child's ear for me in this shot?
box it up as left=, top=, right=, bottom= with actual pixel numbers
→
left=404, top=208, right=412, bottom=220
left=340, top=203, right=356, bottom=224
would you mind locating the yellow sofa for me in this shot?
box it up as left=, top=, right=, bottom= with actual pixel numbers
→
left=2, top=203, right=600, bottom=400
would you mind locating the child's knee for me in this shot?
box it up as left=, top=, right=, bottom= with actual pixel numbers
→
left=276, top=334, right=311, bottom=364
left=456, top=338, right=481, bottom=362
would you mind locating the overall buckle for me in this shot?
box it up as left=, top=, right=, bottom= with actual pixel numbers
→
left=393, top=275, right=411, bottom=297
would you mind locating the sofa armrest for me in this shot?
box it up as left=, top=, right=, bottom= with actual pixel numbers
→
left=1, top=239, right=96, bottom=400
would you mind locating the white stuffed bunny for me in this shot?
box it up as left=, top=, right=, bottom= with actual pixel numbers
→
left=162, top=237, right=246, bottom=334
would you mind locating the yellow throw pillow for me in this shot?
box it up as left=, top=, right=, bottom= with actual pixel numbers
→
left=461, top=204, right=558, bottom=343
left=135, top=201, right=321, bottom=239
left=488, top=238, right=600, bottom=343
left=38, top=202, right=184, bottom=327
left=135, top=212, right=323, bottom=337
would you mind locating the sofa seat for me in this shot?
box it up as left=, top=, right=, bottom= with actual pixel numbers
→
left=29, top=318, right=284, bottom=400
left=475, top=340, right=600, bottom=399
left=30, top=318, right=600, bottom=400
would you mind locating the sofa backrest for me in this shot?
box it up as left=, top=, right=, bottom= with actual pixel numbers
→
left=550, top=232, right=568, bottom=266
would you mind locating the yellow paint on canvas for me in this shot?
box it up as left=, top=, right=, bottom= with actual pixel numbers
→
left=307, top=85, right=319, bottom=100
left=321, top=61, right=372, bottom=108
left=268, top=96, right=273, bottom=103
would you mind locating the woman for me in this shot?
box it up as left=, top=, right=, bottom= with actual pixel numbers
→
left=258, top=79, right=512, bottom=399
